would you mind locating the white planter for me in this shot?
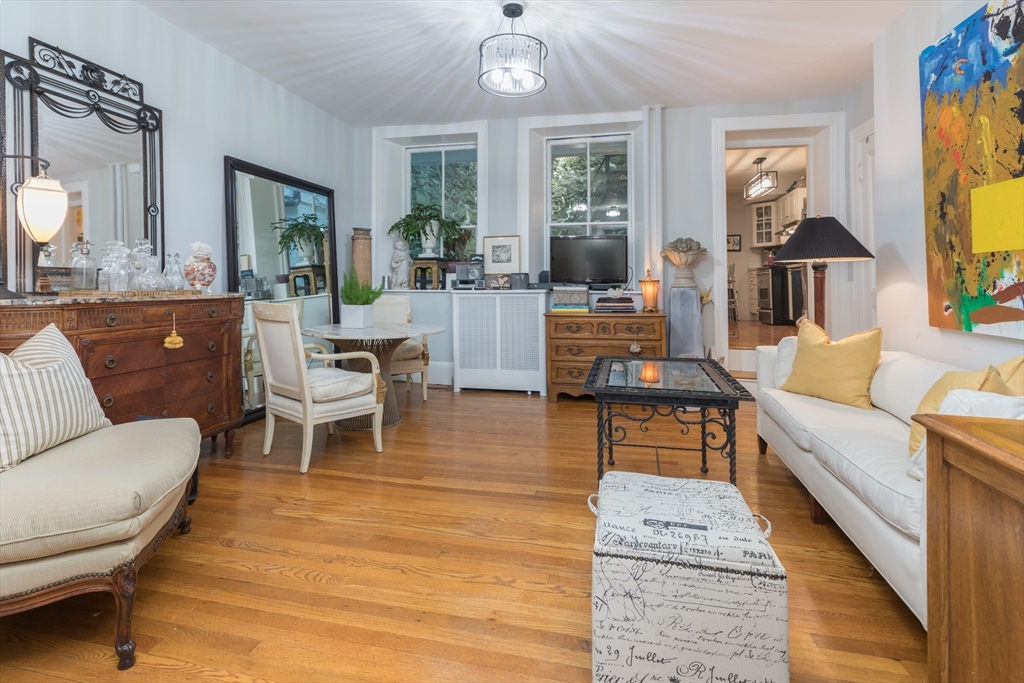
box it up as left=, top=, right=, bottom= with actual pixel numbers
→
left=419, top=220, right=439, bottom=257
left=340, top=304, right=374, bottom=329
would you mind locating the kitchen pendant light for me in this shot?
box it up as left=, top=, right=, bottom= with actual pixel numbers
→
left=478, top=1, right=547, bottom=98
left=743, top=157, right=778, bottom=200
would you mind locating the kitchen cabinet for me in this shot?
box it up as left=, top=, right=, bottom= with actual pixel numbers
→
left=750, top=202, right=777, bottom=247
left=777, top=188, right=807, bottom=229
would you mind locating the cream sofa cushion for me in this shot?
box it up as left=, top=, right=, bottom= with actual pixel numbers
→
left=811, top=429, right=923, bottom=540
left=758, top=387, right=909, bottom=451
left=907, top=389, right=1024, bottom=481
left=869, top=352, right=961, bottom=425
left=307, top=367, right=373, bottom=402
left=268, top=390, right=377, bottom=421
left=774, top=336, right=798, bottom=387
left=0, top=324, right=111, bottom=471
left=0, top=418, right=200, bottom=564
left=392, top=340, right=424, bottom=362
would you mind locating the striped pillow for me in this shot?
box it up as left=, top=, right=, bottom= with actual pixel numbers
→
left=0, top=324, right=111, bottom=471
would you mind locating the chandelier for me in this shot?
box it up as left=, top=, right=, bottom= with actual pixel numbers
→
left=743, top=157, right=778, bottom=200
left=478, top=1, right=547, bottom=98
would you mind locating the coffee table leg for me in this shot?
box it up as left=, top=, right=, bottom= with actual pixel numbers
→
left=607, top=403, right=615, bottom=467
left=596, top=400, right=606, bottom=480
left=723, top=408, right=737, bottom=485
left=699, top=407, right=709, bottom=474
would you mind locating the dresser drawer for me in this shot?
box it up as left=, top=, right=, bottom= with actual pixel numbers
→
left=106, top=388, right=229, bottom=430
left=550, top=363, right=592, bottom=384
left=91, top=356, right=229, bottom=419
left=551, top=341, right=662, bottom=361
left=80, top=322, right=231, bottom=378
left=549, top=318, right=662, bottom=340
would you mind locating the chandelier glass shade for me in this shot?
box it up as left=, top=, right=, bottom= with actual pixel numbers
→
left=743, top=157, right=778, bottom=200
left=479, top=32, right=547, bottom=97
left=16, top=172, right=68, bottom=245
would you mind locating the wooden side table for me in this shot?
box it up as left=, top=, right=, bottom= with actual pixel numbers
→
left=913, top=413, right=1024, bottom=683
left=412, top=259, right=444, bottom=290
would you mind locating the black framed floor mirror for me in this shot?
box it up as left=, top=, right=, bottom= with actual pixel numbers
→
left=2, top=38, right=164, bottom=293
left=223, top=156, right=339, bottom=414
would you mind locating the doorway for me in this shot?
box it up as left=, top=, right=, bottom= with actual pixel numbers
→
left=724, top=146, right=807, bottom=373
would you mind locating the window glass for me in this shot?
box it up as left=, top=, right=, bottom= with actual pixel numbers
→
left=408, top=147, right=477, bottom=260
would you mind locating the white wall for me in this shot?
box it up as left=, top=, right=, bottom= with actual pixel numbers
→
left=873, top=0, right=1020, bottom=366
left=725, top=191, right=764, bottom=321
left=1, top=0, right=354, bottom=291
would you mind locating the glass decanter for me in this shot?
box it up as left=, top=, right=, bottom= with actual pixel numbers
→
left=162, top=253, right=187, bottom=290
left=106, top=245, right=133, bottom=292
left=135, top=254, right=169, bottom=290
left=69, top=241, right=98, bottom=290
left=97, top=241, right=123, bottom=292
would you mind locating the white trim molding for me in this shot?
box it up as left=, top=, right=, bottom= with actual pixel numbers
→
left=844, top=118, right=877, bottom=337
left=711, top=111, right=846, bottom=364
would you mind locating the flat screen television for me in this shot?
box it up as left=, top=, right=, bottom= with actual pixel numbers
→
left=549, top=235, right=627, bottom=285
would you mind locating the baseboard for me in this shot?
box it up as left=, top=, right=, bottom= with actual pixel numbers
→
left=391, top=361, right=453, bottom=387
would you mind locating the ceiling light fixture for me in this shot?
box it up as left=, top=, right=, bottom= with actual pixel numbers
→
left=743, top=157, right=778, bottom=200
left=478, top=1, right=547, bottom=98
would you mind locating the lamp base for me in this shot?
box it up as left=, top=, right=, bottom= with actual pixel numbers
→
left=642, top=306, right=658, bottom=313
left=812, top=262, right=828, bottom=329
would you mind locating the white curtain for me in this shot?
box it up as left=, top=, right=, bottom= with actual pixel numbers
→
left=236, top=172, right=257, bottom=274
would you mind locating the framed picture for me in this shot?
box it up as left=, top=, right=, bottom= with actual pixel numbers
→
left=484, top=273, right=510, bottom=290
left=483, top=236, right=520, bottom=274
left=726, top=234, right=742, bottom=252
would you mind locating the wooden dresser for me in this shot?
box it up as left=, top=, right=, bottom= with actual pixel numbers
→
left=545, top=312, right=666, bottom=402
left=913, top=414, right=1024, bottom=683
left=0, top=295, right=244, bottom=450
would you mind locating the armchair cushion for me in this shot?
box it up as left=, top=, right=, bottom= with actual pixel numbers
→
left=0, top=324, right=111, bottom=472
left=392, top=340, right=424, bottom=362
left=307, top=367, right=373, bottom=403
left=0, top=418, right=199, bottom=564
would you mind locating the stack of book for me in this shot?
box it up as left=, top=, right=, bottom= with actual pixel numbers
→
left=550, top=303, right=590, bottom=315
left=594, top=296, right=636, bottom=314
left=550, top=285, right=590, bottom=315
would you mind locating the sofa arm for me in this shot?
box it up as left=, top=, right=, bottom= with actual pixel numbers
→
left=756, top=345, right=779, bottom=390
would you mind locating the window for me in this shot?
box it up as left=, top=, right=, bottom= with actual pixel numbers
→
left=547, top=137, right=629, bottom=240
left=408, top=146, right=478, bottom=260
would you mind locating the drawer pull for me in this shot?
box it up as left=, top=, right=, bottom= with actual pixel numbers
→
left=102, top=395, right=114, bottom=408
left=162, top=370, right=168, bottom=378
left=566, top=368, right=585, bottom=380
left=564, top=323, right=583, bottom=334
left=209, top=307, right=218, bottom=318
left=106, top=314, right=117, bottom=327
left=207, top=403, right=216, bottom=414
left=162, top=410, right=169, bottom=417
left=165, top=308, right=174, bottom=317
left=207, top=372, right=215, bottom=383
left=104, top=355, right=116, bottom=369
left=598, top=324, right=611, bottom=335
left=566, top=346, right=584, bottom=357
left=208, top=341, right=217, bottom=352
left=625, top=324, right=645, bottom=335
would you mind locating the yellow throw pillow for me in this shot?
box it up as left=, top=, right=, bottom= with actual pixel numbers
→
left=908, top=366, right=1014, bottom=453
left=779, top=318, right=882, bottom=410
left=996, top=355, right=1024, bottom=396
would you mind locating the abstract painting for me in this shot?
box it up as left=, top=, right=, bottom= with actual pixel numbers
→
left=919, top=0, right=1024, bottom=339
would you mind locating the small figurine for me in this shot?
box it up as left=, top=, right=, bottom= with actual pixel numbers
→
left=390, top=238, right=412, bottom=289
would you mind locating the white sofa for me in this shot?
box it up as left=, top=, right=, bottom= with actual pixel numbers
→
left=755, top=345, right=963, bottom=627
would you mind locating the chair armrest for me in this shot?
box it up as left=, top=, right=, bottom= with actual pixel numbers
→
left=756, top=345, right=779, bottom=391
left=245, top=334, right=259, bottom=352
left=303, top=342, right=333, bottom=367
left=306, top=350, right=381, bottom=376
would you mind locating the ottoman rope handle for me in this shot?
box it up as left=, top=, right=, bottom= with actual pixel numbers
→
left=587, top=494, right=599, bottom=515
left=752, top=513, right=772, bottom=538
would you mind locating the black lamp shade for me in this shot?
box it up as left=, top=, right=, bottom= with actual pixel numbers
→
left=773, top=216, right=874, bottom=263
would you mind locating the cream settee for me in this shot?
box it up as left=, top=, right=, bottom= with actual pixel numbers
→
left=755, top=345, right=963, bottom=627
left=0, top=418, right=200, bottom=669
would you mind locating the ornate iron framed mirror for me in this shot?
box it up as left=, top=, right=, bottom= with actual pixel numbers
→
left=1, top=38, right=164, bottom=292
left=224, top=156, right=339, bottom=413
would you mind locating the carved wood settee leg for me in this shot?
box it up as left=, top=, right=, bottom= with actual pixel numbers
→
left=757, top=435, right=768, bottom=455
left=178, top=513, right=192, bottom=535
left=224, top=429, right=235, bottom=457
left=809, top=494, right=832, bottom=525
left=111, top=564, right=137, bottom=670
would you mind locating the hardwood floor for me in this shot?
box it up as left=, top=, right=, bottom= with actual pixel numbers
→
left=730, top=319, right=798, bottom=350
left=0, top=388, right=926, bottom=682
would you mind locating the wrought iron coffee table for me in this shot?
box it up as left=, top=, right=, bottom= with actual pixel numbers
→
left=583, top=357, right=754, bottom=484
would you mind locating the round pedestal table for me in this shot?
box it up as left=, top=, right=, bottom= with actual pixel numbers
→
left=302, top=323, right=444, bottom=429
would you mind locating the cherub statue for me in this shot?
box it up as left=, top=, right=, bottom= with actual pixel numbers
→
left=390, top=238, right=413, bottom=289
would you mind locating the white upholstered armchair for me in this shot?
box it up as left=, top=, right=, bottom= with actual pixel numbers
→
left=252, top=302, right=385, bottom=473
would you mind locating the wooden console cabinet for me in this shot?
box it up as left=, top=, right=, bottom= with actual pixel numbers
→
left=545, top=312, right=666, bottom=402
left=0, top=295, right=244, bottom=449
left=913, top=413, right=1024, bottom=683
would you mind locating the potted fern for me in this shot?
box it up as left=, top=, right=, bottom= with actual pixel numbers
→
left=271, top=213, right=325, bottom=265
left=339, top=270, right=384, bottom=328
left=388, top=203, right=468, bottom=258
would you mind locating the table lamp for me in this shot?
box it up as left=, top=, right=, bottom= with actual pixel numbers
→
left=772, top=215, right=873, bottom=330
left=639, top=269, right=660, bottom=313
left=1, top=154, right=68, bottom=298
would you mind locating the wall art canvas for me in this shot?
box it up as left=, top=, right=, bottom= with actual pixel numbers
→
left=919, top=0, right=1024, bottom=339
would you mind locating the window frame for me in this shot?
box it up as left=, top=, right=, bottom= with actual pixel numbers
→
left=404, top=143, right=479, bottom=257
left=544, top=134, right=633, bottom=270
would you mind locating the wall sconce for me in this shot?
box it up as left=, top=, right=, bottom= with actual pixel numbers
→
left=639, top=268, right=660, bottom=313
left=639, top=361, right=661, bottom=387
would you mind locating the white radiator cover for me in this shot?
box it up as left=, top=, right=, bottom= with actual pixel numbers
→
left=452, top=290, right=547, bottom=394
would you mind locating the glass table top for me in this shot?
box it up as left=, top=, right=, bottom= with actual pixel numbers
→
left=605, top=359, right=723, bottom=394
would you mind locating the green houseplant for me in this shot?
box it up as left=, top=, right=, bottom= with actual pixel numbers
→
left=388, top=203, right=469, bottom=259
left=271, top=213, right=325, bottom=264
left=339, top=270, right=384, bottom=328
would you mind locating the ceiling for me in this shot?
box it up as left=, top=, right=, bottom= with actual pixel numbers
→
left=725, top=146, right=806, bottom=193
left=138, top=0, right=911, bottom=127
